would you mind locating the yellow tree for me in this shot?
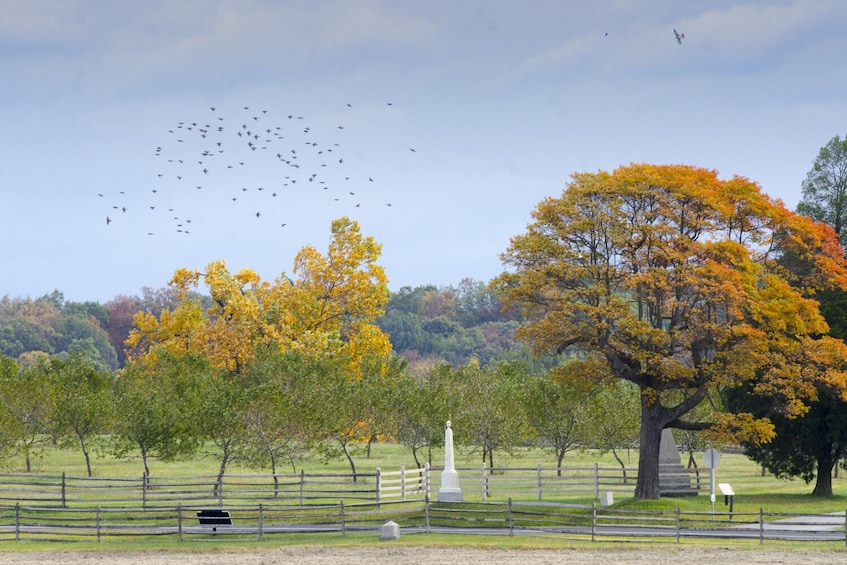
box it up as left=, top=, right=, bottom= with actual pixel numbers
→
left=126, top=217, right=391, bottom=378
left=497, top=164, right=847, bottom=499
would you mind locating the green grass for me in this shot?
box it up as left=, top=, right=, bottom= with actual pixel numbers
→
left=3, top=442, right=847, bottom=554
left=6, top=440, right=847, bottom=515
left=2, top=531, right=847, bottom=555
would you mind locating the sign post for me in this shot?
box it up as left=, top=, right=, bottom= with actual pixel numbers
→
left=703, top=447, right=720, bottom=519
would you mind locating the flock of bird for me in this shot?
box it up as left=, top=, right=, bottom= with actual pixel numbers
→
left=101, top=102, right=414, bottom=236
left=101, top=29, right=686, bottom=236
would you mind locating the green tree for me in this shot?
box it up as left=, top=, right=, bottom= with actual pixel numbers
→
left=50, top=353, right=113, bottom=476
left=0, top=356, right=21, bottom=464
left=384, top=365, right=451, bottom=469
left=586, top=380, right=642, bottom=482
left=448, top=360, right=528, bottom=471
left=310, top=369, right=370, bottom=482
left=724, top=335, right=847, bottom=496
left=498, top=163, right=847, bottom=498
left=240, top=350, right=316, bottom=480
left=798, top=134, right=847, bottom=245
left=0, top=359, right=57, bottom=471
left=523, top=368, right=594, bottom=474
left=195, top=367, right=251, bottom=497
left=111, top=353, right=203, bottom=479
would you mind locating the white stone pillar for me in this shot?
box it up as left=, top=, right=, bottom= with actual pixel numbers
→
left=437, top=420, right=464, bottom=502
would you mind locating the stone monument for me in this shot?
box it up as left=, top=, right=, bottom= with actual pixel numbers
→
left=437, top=420, right=464, bottom=502
left=658, top=428, right=698, bottom=496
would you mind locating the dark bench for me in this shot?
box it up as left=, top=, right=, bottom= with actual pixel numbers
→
left=197, top=509, right=232, bottom=532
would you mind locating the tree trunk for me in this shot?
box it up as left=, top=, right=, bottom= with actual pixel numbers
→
left=812, top=456, right=835, bottom=496
left=611, top=448, right=628, bottom=484
left=78, top=432, right=92, bottom=477
left=214, top=451, right=230, bottom=498
left=634, top=406, right=664, bottom=499
left=557, top=449, right=565, bottom=477
left=140, top=445, right=151, bottom=490
left=270, top=457, right=279, bottom=498
left=342, top=442, right=357, bottom=483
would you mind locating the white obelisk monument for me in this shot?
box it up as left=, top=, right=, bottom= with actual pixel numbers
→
left=437, top=420, right=464, bottom=502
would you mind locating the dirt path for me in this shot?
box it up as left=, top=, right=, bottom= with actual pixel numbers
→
left=1, top=546, right=845, bottom=564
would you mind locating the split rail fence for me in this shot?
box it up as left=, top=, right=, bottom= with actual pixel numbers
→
left=0, top=499, right=844, bottom=545
left=0, top=463, right=659, bottom=509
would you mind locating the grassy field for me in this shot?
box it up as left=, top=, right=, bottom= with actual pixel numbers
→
left=1, top=442, right=847, bottom=560
left=5, top=439, right=847, bottom=516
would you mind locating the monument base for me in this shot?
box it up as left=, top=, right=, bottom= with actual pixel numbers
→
left=437, top=489, right=464, bottom=502
left=658, top=429, right=699, bottom=497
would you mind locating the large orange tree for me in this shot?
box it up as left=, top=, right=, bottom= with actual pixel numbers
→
left=497, top=164, right=847, bottom=499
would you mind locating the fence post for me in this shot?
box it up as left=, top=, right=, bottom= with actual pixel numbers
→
left=676, top=506, right=681, bottom=543
left=481, top=462, right=487, bottom=501
left=425, top=494, right=431, bottom=534
left=594, top=463, right=599, bottom=500
left=61, top=472, right=67, bottom=508
left=258, top=504, right=264, bottom=541
left=177, top=504, right=182, bottom=542
left=508, top=497, right=514, bottom=536
left=759, top=507, right=764, bottom=545
left=96, top=504, right=101, bottom=542
left=340, top=501, right=346, bottom=536
left=375, top=467, right=382, bottom=505
left=591, top=501, right=597, bottom=542
left=14, top=502, right=19, bottom=542
left=299, top=469, right=305, bottom=506
left=537, top=463, right=542, bottom=501
left=401, top=465, right=406, bottom=502
left=142, top=474, right=147, bottom=509
left=425, top=463, right=431, bottom=500
left=218, top=476, right=223, bottom=508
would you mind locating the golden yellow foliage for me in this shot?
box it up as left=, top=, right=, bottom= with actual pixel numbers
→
left=125, top=218, right=391, bottom=378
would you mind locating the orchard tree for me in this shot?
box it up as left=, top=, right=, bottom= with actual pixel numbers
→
left=448, top=360, right=529, bottom=470
left=240, top=350, right=317, bottom=479
left=50, top=353, right=113, bottom=477
left=498, top=163, right=847, bottom=498
left=585, top=378, right=642, bottom=481
left=0, top=356, right=21, bottom=462
left=195, top=368, right=251, bottom=497
left=386, top=367, right=453, bottom=469
left=0, top=359, right=57, bottom=471
left=111, top=353, right=205, bottom=479
left=522, top=357, right=600, bottom=474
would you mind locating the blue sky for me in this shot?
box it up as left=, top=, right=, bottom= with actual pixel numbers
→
left=2, top=1, right=846, bottom=303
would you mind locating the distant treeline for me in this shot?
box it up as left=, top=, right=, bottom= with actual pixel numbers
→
left=0, top=278, right=532, bottom=372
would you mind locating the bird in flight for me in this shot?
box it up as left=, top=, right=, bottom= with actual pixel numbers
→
left=674, top=29, right=685, bottom=44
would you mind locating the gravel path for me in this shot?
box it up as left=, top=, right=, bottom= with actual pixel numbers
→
left=1, top=546, right=846, bottom=564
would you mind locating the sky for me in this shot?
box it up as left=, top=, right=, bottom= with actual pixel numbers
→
left=2, top=1, right=846, bottom=303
